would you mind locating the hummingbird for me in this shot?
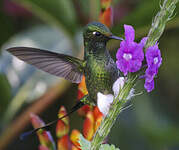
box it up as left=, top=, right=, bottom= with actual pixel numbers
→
left=7, top=22, right=123, bottom=138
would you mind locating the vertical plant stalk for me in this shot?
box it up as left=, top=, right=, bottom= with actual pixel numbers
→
left=90, top=0, right=178, bottom=149
left=145, top=0, right=179, bottom=49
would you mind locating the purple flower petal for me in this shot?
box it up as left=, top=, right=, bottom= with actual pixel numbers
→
left=128, top=59, right=142, bottom=73
left=145, top=67, right=157, bottom=82
left=144, top=79, right=154, bottom=92
left=146, top=44, right=162, bottom=68
left=124, top=24, right=135, bottom=43
left=139, top=37, right=148, bottom=47
left=116, top=59, right=128, bottom=76
left=132, top=44, right=144, bottom=61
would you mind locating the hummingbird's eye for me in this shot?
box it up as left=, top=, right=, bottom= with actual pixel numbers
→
left=93, top=31, right=101, bottom=36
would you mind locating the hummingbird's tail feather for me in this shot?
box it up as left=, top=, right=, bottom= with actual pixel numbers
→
left=20, top=101, right=85, bottom=140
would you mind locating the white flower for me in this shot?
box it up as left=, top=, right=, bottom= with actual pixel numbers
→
left=112, top=77, right=125, bottom=97
left=97, top=77, right=125, bottom=116
left=97, top=92, right=114, bottom=116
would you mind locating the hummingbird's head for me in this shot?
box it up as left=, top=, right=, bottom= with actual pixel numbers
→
left=83, top=22, right=122, bottom=43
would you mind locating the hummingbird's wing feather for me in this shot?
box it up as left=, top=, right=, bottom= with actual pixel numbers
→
left=7, top=47, right=84, bottom=83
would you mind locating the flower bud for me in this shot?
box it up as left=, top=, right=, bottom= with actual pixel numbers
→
left=56, top=106, right=70, bottom=138
left=83, top=111, right=94, bottom=141
left=57, top=135, right=71, bottom=150
left=70, top=129, right=81, bottom=148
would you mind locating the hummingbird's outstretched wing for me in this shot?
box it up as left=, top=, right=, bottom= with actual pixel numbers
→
left=7, top=47, right=85, bottom=83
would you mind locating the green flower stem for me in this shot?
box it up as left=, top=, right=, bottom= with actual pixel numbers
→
left=145, top=0, right=179, bottom=49
left=90, top=0, right=178, bottom=149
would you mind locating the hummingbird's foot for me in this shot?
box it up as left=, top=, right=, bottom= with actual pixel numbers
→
left=80, top=95, right=95, bottom=106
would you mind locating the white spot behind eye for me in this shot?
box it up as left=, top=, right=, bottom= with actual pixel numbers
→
left=93, top=31, right=97, bottom=35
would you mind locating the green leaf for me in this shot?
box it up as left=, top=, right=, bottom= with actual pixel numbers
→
left=79, top=134, right=91, bottom=150
left=99, top=144, right=120, bottom=150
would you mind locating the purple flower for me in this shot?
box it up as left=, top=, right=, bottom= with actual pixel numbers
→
left=144, top=79, right=154, bottom=92
left=116, top=25, right=146, bottom=76
left=145, top=67, right=156, bottom=82
left=144, top=43, right=162, bottom=92
left=146, top=44, right=162, bottom=69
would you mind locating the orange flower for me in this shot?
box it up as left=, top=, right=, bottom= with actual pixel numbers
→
left=99, top=7, right=113, bottom=27
left=93, top=106, right=103, bottom=132
left=56, top=106, right=72, bottom=150
left=99, top=0, right=113, bottom=27
left=70, top=129, right=81, bottom=149
left=83, top=111, right=95, bottom=141
left=78, top=76, right=88, bottom=97
left=56, top=120, right=69, bottom=138
left=57, top=135, right=72, bottom=150
left=56, top=106, right=69, bottom=138
left=83, top=107, right=103, bottom=141
left=57, top=106, right=69, bottom=125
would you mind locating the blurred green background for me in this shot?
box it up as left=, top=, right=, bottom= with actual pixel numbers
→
left=0, top=0, right=179, bottom=150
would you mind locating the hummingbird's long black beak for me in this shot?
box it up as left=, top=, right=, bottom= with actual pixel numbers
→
left=109, top=35, right=123, bottom=41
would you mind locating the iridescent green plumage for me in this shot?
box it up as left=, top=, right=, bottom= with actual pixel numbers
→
left=83, top=22, right=121, bottom=102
